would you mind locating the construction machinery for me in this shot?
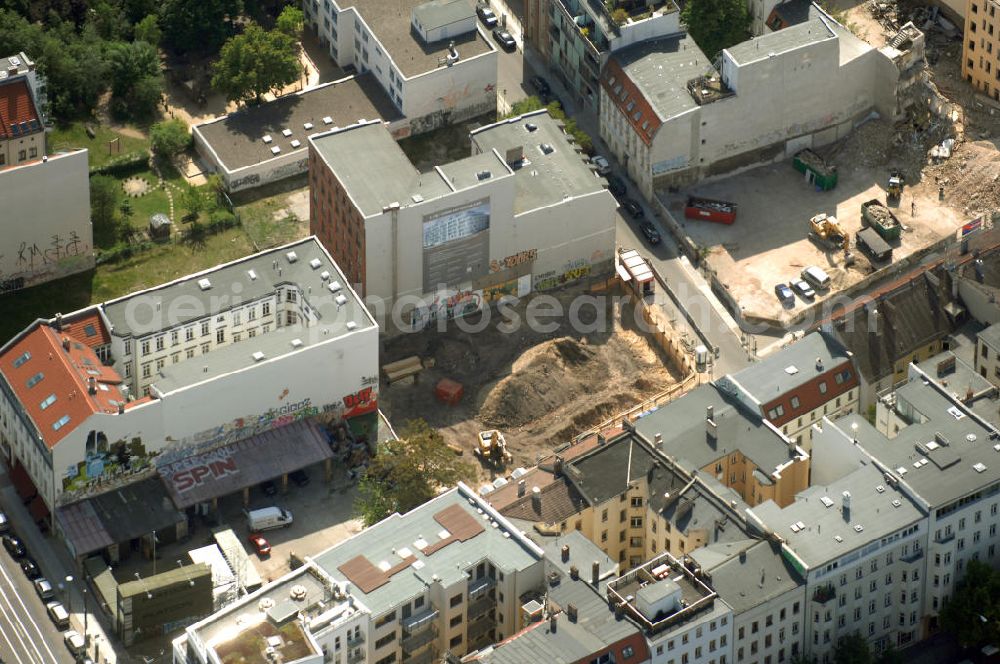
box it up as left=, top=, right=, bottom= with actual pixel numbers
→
left=887, top=170, right=904, bottom=203
left=475, top=430, right=512, bottom=468
left=809, top=213, right=848, bottom=250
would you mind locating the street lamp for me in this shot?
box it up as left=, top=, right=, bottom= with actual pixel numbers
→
left=82, top=586, right=89, bottom=646
left=65, top=575, right=74, bottom=615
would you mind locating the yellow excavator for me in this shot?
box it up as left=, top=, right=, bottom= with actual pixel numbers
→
left=809, top=213, right=848, bottom=250
left=474, top=430, right=512, bottom=468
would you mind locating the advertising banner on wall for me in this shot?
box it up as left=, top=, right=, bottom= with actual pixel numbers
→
left=422, top=198, right=490, bottom=292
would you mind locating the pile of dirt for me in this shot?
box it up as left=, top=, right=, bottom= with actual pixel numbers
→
left=925, top=139, right=1000, bottom=217
left=478, top=337, right=601, bottom=429
left=828, top=119, right=897, bottom=170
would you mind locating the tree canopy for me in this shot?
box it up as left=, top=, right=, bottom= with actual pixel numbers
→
left=149, top=119, right=191, bottom=156
left=108, top=39, right=163, bottom=120
left=161, top=0, right=242, bottom=54
left=941, top=559, right=1000, bottom=648
left=90, top=175, right=123, bottom=248
left=355, top=419, right=472, bottom=527
left=680, top=0, right=750, bottom=62
left=274, top=5, right=304, bottom=39
left=211, top=21, right=300, bottom=105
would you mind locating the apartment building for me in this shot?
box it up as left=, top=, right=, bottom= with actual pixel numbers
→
left=750, top=463, right=928, bottom=660
left=962, top=0, right=1000, bottom=101
left=975, top=322, right=1000, bottom=384
left=303, top=0, right=497, bottom=134
left=174, top=483, right=547, bottom=664
left=0, top=238, right=379, bottom=524
left=0, top=52, right=46, bottom=170
left=308, top=110, right=616, bottom=326
left=721, top=331, right=860, bottom=451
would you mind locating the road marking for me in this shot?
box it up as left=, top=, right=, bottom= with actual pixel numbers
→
left=0, top=559, right=60, bottom=663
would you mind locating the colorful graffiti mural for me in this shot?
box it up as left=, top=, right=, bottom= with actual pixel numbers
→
left=490, top=249, right=537, bottom=273
left=411, top=289, right=483, bottom=329
left=62, top=436, right=154, bottom=494
left=532, top=259, right=592, bottom=291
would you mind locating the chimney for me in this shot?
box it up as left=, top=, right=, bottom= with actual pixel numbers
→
left=87, top=377, right=97, bottom=395
left=591, top=560, right=600, bottom=586
left=117, top=402, right=125, bottom=415
left=553, top=456, right=563, bottom=477
left=531, top=486, right=541, bottom=511
left=567, top=604, right=578, bottom=622
left=54, top=313, right=63, bottom=331
left=517, top=480, right=526, bottom=497
left=654, top=432, right=663, bottom=445
left=597, top=433, right=606, bottom=446
left=570, top=565, right=579, bottom=580
left=707, top=405, right=714, bottom=421
left=549, top=614, right=557, bottom=632
left=842, top=490, right=852, bottom=516
left=739, top=549, right=747, bottom=563
left=614, top=603, right=624, bottom=619
left=561, top=544, right=570, bottom=562
left=62, top=337, right=70, bottom=351
left=816, top=357, right=824, bottom=371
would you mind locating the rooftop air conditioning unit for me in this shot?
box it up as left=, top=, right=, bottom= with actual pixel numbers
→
left=198, top=278, right=212, bottom=291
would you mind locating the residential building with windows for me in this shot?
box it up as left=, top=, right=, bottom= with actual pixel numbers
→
left=307, top=110, right=616, bottom=328
left=0, top=237, right=379, bottom=531
left=0, top=52, right=46, bottom=171
left=962, top=0, right=1000, bottom=101
left=303, top=0, right=498, bottom=135
left=975, top=322, right=1000, bottom=385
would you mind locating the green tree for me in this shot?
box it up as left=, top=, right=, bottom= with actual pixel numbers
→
left=611, top=7, right=628, bottom=25
left=211, top=22, right=300, bottom=104
left=90, top=175, right=122, bottom=248
left=150, top=119, right=192, bottom=157
left=506, top=95, right=545, bottom=117
left=181, top=184, right=206, bottom=221
left=940, top=559, right=1000, bottom=648
left=108, top=39, right=163, bottom=120
left=274, top=5, right=304, bottom=39
left=161, top=0, right=242, bottom=54
left=133, top=14, right=162, bottom=47
left=680, top=0, right=750, bottom=61
left=832, top=632, right=873, bottom=664
left=355, top=419, right=471, bottom=526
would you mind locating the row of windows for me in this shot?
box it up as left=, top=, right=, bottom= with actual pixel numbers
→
left=130, top=302, right=272, bottom=357
left=139, top=327, right=271, bottom=377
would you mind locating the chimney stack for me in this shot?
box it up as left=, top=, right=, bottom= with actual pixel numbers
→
left=549, top=614, right=557, bottom=632
left=654, top=432, right=663, bottom=445
left=54, top=313, right=63, bottom=331
left=591, top=561, right=600, bottom=586
left=88, top=377, right=97, bottom=395
left=531, top=486, right=541, bottom=511
left=597, top=433, right=606, bottom=446
left=517, top=480, right=526, bottom=497
left=707, top=405, right=714, bottom=421
left=842, top=490, right=852, bottom=516
left=570, top=565, right=579, bottom=580
left=118, top=402, right=125, bottom=415
left=816, top=357, right=824, bottom=371
left=567, top=604, right=578, bottom=622
left=62, top=337, right=70, bottom=351
left=561, top=544, right=570, bottom=562
left=553, top=456, right=563, bottom=477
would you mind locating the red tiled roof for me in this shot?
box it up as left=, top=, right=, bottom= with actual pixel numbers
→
left=0, top=325, right=124, bottom=448
left=61, top=311, right=110, bottom=350
left=0, top=80, right=40, bottom=140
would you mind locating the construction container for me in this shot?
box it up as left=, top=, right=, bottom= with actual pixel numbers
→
left=860, top=199, right=902, bottom=241
left=435, top=378, right=464, bottom=405
left=684, top=196, right=737, bottom=224
left=793, top=149, right=838, bottom=191
left=856, top=227, right=892, bottom=262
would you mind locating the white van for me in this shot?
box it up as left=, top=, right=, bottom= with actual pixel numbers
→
left=245, top=506, right=293, bottom=531
left=801, top=266, right=831, bottom=290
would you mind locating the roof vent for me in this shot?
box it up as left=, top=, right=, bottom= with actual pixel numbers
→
left=875, top=485, right=885, bottom=493
left=820, top=496, right=834, bottom=508
left=854, top=524, right=864, bottom=532
left=271, top=146, right=281, bottom=155
left=198, top=278, right=212, bottom=291
left=967, top=433, right=978, bottom=443
left=834, top=535, right=844, bottom=542
left=539, top=143, right=554, bottom=155
left=290, top=339, right=303, bottom=348
left=262, top=135, right=273, bottom=143
left=328, top=281, right=342, bottom=293
left=974, top=462, right=988, bottom=473
left=286, top=251, right=298, bottom=263
left=252, top=351, right=266, bottom=362
left=346, top=321, right=357, bottom=331
left=323, top=116, right=333, bottom=124
left=891, top=499, right=902, bottom=507
left=335, top=294, right=348, bottom=306
left=281, top=128, right=293, bottom=137
left=412, top=194, right=424, bottom=203
left=290, top=139, right=302, bottom=148
left=784, top=365, right=799, bottom=375
left=247, top=269, right=258, bottom=280
left=320, top=270, right=330, bottom=281
left=303, top=122, right=314, bottom=130
left=525, top=122, right=538, bottom=132
left=476, top=170, right=492, bottom=181
left=309, top=258, right=322, bottom=269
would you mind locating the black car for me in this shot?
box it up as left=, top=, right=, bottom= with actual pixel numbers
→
left=476, top=5, right=498, bottom=28
left=290, top=469, right=310, bottom=487
left=3, top=535, right=26, bottom=558
left=492, top=28, right=516, bottom=51
left=622, top=199, right=644, bottom=219
left=529, top=75, right=551, bottom=99
left=639, top=221, right=661, bottom=245
left=260, top=480, right=278, bottom=496
left=20, top=558, right=40, bottom=579
left=606, top=174, right=626, bottom=198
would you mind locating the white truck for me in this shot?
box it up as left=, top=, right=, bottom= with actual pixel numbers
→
left=244, top=506, right=293, bottom=531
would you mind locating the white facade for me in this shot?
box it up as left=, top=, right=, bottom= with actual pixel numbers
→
left=728, top=585, right=806, bottom=664
left=0, top=149, right=93, bottom=293
left=647, top=611, right=733, bottom=664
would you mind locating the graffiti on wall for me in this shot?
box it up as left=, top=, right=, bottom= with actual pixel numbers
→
left=163, top=448, right=239, bottom=494
left=2, top=231, right=93, bottom=294
left=62, top=435, right=153, bottom=496
left=532, top=258, right=592, bottom=291
left=490, top=249, right=537, bottom=273
left=411, top=289, right=483, bottom=329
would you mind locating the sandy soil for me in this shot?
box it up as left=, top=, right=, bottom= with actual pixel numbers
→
left=379, top=284, right=683, bottom=481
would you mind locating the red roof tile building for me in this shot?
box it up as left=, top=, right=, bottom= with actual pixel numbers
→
left=0, top=53, right=45, bottom=170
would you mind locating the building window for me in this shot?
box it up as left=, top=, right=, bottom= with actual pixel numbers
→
left=171, top=330, right=179, bottom=346
left=790, top=396, right=800, bottom=409
left=201, top=321, right=210, bottom=336
left=141, top=340, right=150, bottom=355
left=263, top=302, right=271, bottom=316
left=450, top=594, right=463, bottom=607
left=233, top=311, right=241, bottom=325
left=18, top=150, right=26, bottom=161
left=286, top=290, right=298, bottom=303
left=185, top=327, right=194, bottom=341
left=217, top=329, right=225, bottom=344
left=248, top=307, right=257, bottom=321
left=186, top=348, right=195, bottom=359
left=124, top=363, right=131, bottom=377
left=201, top=342, right=210, bottom=354
left=124, top=340, right=131, bottom=356
left=631, top=497, right=643, bottom=507
left=142, top=363, right=151, bottom=378
left=819, top=381, right=828, bottom=394
left=155, top=335, right=165, bottom=351
left=450, top=635, right=462, bottom=648
left=450, top=614, right=462, bottom=627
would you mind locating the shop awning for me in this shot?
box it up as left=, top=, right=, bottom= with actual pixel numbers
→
left=157, top=418, right=334, bottom=509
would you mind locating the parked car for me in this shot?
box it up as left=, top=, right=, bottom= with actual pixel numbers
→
left=34, top=577, right=54, bottom=600
left=606, top=174, right=626, bottom=198
left=590, top=155, right=611, bottom=175
left=64, top=630, right=86, bottom=656
left=639, top=221, right=661, bottom=245
left=476, top=5, right=498, bottom=28
left=19, top=558, right=40, bottom=579
left=774, top=283, right=794, bottom=305
left=622, top=198, right=644, bottom=219
left=248, top=533, right=271, bottom=557
left=529, top=75, right=551, bottom=100
left=46, top=601, right=69, bottom=629
left=260, top=480, right=278, bottom=496
left=492, top=28, right=516, bottom=51
left=2, top=535, right=25, bottom=558
left=801, top=265, right=831, bottom=290
left=289, top=469, right=310, bottom=487
left=0, top=511, right=9, bottom=533
left=791, top=279, right=815, bottom=300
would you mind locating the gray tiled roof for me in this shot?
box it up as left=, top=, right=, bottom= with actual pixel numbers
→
left=701, top=540, right=804, bottom=614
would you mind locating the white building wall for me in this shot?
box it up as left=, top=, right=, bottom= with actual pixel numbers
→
left=608, top=12, right=683, bottom=52
left=401, top=49, right=498, bottom=133
left=648, top=610, right=733, bottom=664
left=730, top=586, right=806, bottom=664
left=0, top=149, right=93, bottom=292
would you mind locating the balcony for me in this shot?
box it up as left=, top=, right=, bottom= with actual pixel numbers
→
left=812, top=584, right=836, bottom=604
left=469, top=576, right=496, bottom=598
left=347, top=648, right=365, bottom=664
left=404, top=648, right=438, bottom=664
left=402, top=608, right=438, bottom=634
left=468, top=593, right=496, bottom=619
left=901, top=548, right=924, bottom=564
left=934, top=531, right=955, bottom=545
left=401, top=626, right=437, bottom=654
left=467, top=618, right=496, bottom=643
left=347, top=632, right=365, bottom=646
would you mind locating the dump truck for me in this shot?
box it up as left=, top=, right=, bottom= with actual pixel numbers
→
left=475, top=430, right=512, bottom=468
left=793, top=149, right=838, bottom=191
left=684, top=196, right=737, bottom=224
left=887, top=170, right=904, bottom=203
left=861, top=199, right=902, bottom=241
left=809, top=213, right=848, bottom=250
left=856, top=227, right=892, bottom=262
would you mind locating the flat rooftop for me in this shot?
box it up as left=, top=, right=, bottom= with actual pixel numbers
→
left=338, top=0, right=493, bottom=77
left=313, top=484, right=542, bottom=616
left=701, top=540, right=802, bottom=614
left=611, top=34, right=712, bottom=122
left=751, top=463, right=924, bottom=569
left=728, top=331, right=852, bottom=402
left=470, top=110, right=607, bottom=214
left=194, top=75, right=401, bottom=172
left=310, top=121, right=452, bottom=218
left=436, top=150, right=513, bottom=191
left=726, top=17, right=835, bottom=65
left=99, top=237, right=374, bottom=392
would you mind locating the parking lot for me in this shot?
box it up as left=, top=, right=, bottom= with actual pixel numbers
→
left=658, top=157, right=966, bottom=322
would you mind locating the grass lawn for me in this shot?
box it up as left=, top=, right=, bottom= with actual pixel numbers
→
left=121, top=161, right=189, bottom=230
left=0, top=228, right=254, bottom=341
left=239, top=190, right=310, bottom=251
left=49, top=123, right=149, bottom=169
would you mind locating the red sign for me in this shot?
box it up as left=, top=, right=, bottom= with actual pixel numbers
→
left=170, top=456, right=239, bottom=493
left=343, top=387, right=377, bottom=419
left=962, top=217, right=983, bottom=236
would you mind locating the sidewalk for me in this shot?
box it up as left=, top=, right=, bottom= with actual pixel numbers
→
left=0, top=468, right=126, bottom=664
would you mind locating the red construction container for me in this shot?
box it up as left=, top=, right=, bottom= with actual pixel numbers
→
left=435, top=378, right=464, bottom=405
left=684, top=196, right=738, bottom=224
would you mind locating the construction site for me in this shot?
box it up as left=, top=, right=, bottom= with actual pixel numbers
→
left=661, top=0, right=1000, bottom=324
left=378, top=283, right=685, bottom=482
